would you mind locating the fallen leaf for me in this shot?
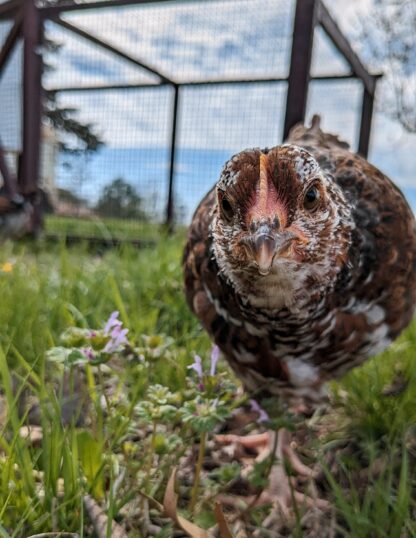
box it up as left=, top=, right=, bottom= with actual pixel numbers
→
left=214, top=502, right=234, bottom=538
left=163, top=467, right=212, bottom=538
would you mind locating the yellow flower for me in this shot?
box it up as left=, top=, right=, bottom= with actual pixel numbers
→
left=1, top=262, right=13, bottom=273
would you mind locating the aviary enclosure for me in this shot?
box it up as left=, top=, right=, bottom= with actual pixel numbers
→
left=1, top=1, right=416, bottom=537
left=0, top=0, right=379, bottom=240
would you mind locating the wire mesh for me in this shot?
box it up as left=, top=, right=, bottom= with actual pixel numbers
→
left=0, top=22, right=22, bottom=182
left=306, top=79, right=363, bottom=149
left=176, top=82, right=287, bottom=221
left=0, top=0, right=372, bottom=239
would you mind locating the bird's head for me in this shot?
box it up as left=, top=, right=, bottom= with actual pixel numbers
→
left=212, top=144, right=354, bottom=309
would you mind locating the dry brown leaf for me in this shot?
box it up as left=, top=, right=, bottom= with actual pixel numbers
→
left=83, top=494, right=128, bottom=538
left=163, top=467, right=212, bottom=538
left=214, top=502, right=234, bottom=538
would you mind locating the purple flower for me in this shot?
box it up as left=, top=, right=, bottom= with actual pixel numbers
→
left=188, top=355, right=203, bottom=380
left=102, top=311, right=129, bottom=353
left=250, top=399, right=269, bottom=423
left=104, top=311, right=121, bottom=335
left=82, top=347, right=95, bottom=361
left=210, top=345, right=219, bottom=376
left=103, top=326, right=129, bottom=353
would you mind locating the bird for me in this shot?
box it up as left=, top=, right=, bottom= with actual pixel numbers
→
left=183, top=115, right=416, bottom=511
left=0, top=191, right=33, bottom=241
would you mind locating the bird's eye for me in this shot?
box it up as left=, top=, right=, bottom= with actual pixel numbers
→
left=220, top=197, right=234, bottom=221
left=304, top=186, right=320, bottom=211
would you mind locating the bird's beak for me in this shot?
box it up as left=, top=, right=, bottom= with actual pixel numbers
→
left=251, top=229, right=296, bottom=276
left=254, top=233, right=276, bottom=275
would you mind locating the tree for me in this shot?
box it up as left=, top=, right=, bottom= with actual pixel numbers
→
left=358, top=0, right=416, bottom=133
left=95, top=178, right=148, bottom=220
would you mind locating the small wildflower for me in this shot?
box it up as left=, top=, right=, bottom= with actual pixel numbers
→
left=81, top=347, right=95, bottom=361
left=104, top=311, right=121, bottom=335
left=188, top=355, right=203, bottom=380
left=210, top=345, right=219, bottom=376
left=103, top=325, right=129, bottom=353
left=102, top=311, right=129, bottom=353
left=1, top=262, right=13, bottom=273
left=250, top=399, right=269, bottom=423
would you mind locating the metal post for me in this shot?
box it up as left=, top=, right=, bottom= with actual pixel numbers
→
left=165, top=84, right=180, bottom=231
left=20, top=0, right=43, bottom=196
left=358, top=82, right=376, bottom=158
left=283, top=0, right=318, bottom=140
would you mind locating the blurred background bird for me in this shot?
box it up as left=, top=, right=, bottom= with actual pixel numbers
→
left=183, top=115, right=416, bottom=511
left=0, top=189, right=33, bottom=242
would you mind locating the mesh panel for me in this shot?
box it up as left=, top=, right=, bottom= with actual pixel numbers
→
left=177, top=83, right=287, bottom=220
left=0, top=24, right=22, bottom=182
left=0, top=0, right=370, bottom=237
left=310, top=25, right=352, bottom=77
left=306, top=79, right=363, bottom=150
left=53, top=87, right=171, bottom=225
left=60, top=0, right=295, bottom=82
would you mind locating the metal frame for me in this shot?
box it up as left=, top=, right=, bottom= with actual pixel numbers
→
left=0, top=0, right=381, bottom=233
left=283, top=0, right=317, bottom=139
left=20, top=0, right=43, bottom=196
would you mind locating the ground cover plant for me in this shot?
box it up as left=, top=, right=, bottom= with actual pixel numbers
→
left=0, top=237, right=414, bottom=537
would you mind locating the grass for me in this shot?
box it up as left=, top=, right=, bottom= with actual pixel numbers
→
left=0, top=236, right=414, bottom=537
left=44, top=215, right=186, bottom=242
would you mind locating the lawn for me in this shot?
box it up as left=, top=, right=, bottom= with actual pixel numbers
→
left=0, top=236, right=414, bottom=537
left=44, top=215, right=180, bottom=242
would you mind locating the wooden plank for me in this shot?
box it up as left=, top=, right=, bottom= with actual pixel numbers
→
left=283, top=0, right=318, bottom=140
left=52, top=17, right=174, bottom=84
left=318, top=2, right=375, bottom=94
left=0, top=12, right=22, bottom=79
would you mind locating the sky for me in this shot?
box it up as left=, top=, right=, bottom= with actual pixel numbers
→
left=0, top=0, right=415, bottom=220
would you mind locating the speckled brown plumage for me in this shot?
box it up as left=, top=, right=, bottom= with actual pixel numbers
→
left=183, top=117, right=416, bottom=408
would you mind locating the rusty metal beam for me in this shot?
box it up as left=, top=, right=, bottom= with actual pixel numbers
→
left=40, top=0, right=236, bottom=17
left=283, top=0, right=318, bottom=140
left=47, top=73, right=367, bottom=93
left=358, top=81, right=377, bottom=158
left=165, top=85, right=179, bottom=231
left=52, top=17, right=174, bottom=84
left=0, top=12, right=22, bottom=79
left=317, top=2, right=376, bottom=95
left=20, top=0, right=43, bottom=197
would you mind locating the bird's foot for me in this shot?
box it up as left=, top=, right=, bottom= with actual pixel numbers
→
left=215, top=429, right=329, bottom=517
